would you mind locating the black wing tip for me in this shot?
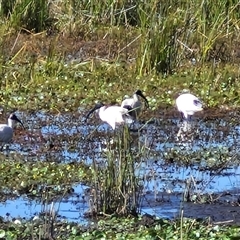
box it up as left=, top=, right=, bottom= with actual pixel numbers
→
left=122, top=105, right=133, bottom=111
left=193, top=99, right=202, bottom=106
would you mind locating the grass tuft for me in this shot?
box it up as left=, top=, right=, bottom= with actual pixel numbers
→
left=90, top=126, right=142, bottom=216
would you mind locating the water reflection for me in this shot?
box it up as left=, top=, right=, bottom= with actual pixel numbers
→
left=0, top=184, right=90, bottom=224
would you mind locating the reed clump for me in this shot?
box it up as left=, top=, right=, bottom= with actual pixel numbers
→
left=90, top=126, right=142, bottom=216
left=1, top=0, right=50, bottom=32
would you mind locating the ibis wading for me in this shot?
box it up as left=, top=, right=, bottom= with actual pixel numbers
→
left=176, top=93, right=203, bottom=120
left=85, top=103, right=133, bottom=130
left=121, top=90, right=149, bottom=119
left=0, top=113, right=24, bottom=147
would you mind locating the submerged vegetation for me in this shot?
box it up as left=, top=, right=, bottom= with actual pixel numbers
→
left=0, top=0, right=239, bottom=239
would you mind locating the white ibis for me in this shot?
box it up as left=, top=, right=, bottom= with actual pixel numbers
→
left=121, top=90, right=149, bottom=119
left=176, top=92, right=203, bottom=120
left=85, top=103, right=134, bottom=130
left=176, top=92, right=203, bottom=141
left=0, top=113, right=24, bottom=146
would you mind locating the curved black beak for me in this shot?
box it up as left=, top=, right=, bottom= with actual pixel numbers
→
left=135, top=90, right=149, bottom=108
left=85, top=102, right=104, bottom=122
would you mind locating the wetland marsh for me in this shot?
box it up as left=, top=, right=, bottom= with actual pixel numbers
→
left=0, top=109, right=240, bottom=238
left=0, top=0, right=240, bottom=239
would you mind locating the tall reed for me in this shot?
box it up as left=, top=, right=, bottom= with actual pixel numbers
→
left=136, top=0, right=240, bottom=74
left=90, top=126, right=141, bottom=216
left=1, top=0, right=50, bottom=32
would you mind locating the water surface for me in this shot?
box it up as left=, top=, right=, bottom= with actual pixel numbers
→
left=1, top=110, right=240, bottom=223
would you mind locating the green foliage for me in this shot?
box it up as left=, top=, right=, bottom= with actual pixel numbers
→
left=90, top=126, right=142, bottom=216
left=1, top=0, right=240, bottom=72
left=0, top=2, right=239, bottom=237
left=1, top=0, right=50, bottom=32
left=0, top=1, right=238, bottom=111
left=0, top=0, right=16, bottom=17
left=0, top=158, right=90, bottom=196
left=0, top=54, right=239, bottom=111
left=56, top=0, right=240, bottom=73
left=0, top=217, right=239, bottom=239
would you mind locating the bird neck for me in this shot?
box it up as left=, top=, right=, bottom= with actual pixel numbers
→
left=8, top=119, right=14, bottom=128
left=133, top=94, right=139, bottom=101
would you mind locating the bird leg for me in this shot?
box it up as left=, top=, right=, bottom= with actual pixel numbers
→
left=176, top=120, right=194, bottom=142
left=0, top=143, right=4, bottom=152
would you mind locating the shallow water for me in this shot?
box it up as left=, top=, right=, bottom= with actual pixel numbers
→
left=1, top=110, right=240, bottom=224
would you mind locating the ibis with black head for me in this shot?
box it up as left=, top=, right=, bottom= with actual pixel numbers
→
left=0, top=113, right=24, bottom=147
left=121, top=90, right=149, bottom=119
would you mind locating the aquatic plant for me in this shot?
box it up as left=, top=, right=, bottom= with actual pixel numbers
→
left=0, top=215, right=239, bottom=239
left=89, top=126, right=143, bottom=216
left=0, top=0, right=239, bottom=236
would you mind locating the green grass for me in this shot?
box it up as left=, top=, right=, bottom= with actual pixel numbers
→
left=90, top=126, right=142, bottom=216
left=0, top=0, right=239, bottom=113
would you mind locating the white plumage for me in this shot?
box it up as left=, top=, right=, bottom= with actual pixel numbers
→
left=85, top=103, right=133, bottom=130
left=121, top=90, right=149, bottom=119
left=0, top=113, right=24, bottom=144
left=176, top=93, right=203, bottom=119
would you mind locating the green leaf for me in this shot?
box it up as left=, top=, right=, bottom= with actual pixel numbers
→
left=0, top=229, right=6, bottom=238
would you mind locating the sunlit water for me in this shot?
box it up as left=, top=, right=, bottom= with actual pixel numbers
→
left=1, top=111, right=240, bottom=223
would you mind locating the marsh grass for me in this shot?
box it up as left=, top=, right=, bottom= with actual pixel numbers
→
left=37, top=201, right=57, bottom=239
left=0, top=0, right=239, bottom=112
left=2, top=0, right=50, bottom=32
left=1, top=1, right=239, bottom=68
left=90, top=126, right=143, bottom=216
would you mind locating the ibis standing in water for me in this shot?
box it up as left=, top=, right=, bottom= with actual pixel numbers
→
left=0, top=113, right=24, bottom=149
left=175, top=92, right=203, bottom=140
left=85, top=102, right=134, bottom=130
left=121, top=90, right=149, bottom=120
left=176, top=92, right=203, bottom=120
